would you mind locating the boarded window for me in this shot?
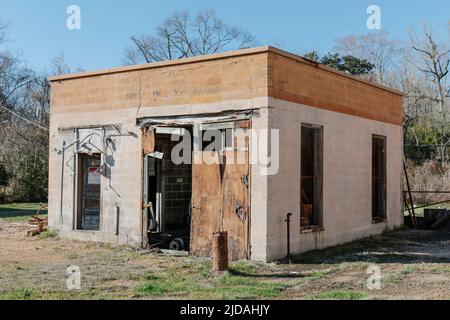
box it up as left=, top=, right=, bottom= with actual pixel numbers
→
left=372, top=135, right=387, bottom=221
left=301, top=125, right=323, bottom=229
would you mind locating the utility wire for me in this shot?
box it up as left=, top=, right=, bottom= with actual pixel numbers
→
left=0, top=102, right=49, bottom=131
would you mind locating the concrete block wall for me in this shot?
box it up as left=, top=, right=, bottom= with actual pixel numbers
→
left=160, top=137, right=192, bottom=230
left=50, top=51, right=269, bottom=116
left=48, top=47, right=403, bottom=259
left=265, top=98, right=403, bottom=261
left=48, top=97, right=270, bottom=249
left=49, top=48, right=271, bottom=248
left=48, top=109, right=143, bottom=245
left=268, top=50, right=403, bottom=126
left=249, top=107, right=270, bottom=261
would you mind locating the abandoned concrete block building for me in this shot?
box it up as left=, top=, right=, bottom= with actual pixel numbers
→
left=48, top=46, right=404, bottom=262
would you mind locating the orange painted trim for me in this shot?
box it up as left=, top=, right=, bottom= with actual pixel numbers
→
left=49, top=46, right=404, bottom=98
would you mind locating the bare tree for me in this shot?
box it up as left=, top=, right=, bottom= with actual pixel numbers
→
left=407, top=24, right=450, bottom=161
left=334, top=31, right=402, bottom=85
left=0, top=21, right=52, bottom=202
left=0, top=20, right=35, bottom=119
left=124, top=9, right=255, bottom=64
left=409, top=25, right=449, bottom=113
left=0, top=20, right=8, bottom=45
left=51, top=52, right=71, bottom=75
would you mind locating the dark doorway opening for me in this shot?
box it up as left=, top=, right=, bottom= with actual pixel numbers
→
left=144, top=129, right=192, bottom=251
left=77, top=153, right=101, bottom=230
left=142, top=119, right=252, bottom=260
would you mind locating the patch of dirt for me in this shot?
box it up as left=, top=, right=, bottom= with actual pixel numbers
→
left=2, top=219, right=450, bottom=300
left=283, top=230, right=450, bottom=299
left=0, top=220, right=151, bottom=298
left=0, top=220, right=95, bottom=265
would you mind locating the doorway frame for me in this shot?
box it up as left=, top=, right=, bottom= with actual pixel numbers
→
left=139, top=111, right=257, bottom=258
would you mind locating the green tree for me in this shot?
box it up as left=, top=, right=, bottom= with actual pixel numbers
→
left=14, top=152, right=48, bottom=202
left=0, top=162, right=10, bottom=203
left=0, top=163, right=9, bottom=187
left=304, top=51, right=375, bottom=76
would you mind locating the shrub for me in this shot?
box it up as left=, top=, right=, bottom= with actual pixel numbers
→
left=13, top=152, right=48, bottom=203
left=0, top=163, right=11, bottom=203
left=405, top=160, right=450, bottom=204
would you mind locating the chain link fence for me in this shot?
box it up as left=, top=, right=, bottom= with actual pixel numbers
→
left=404, top=145, right=450, bottom=208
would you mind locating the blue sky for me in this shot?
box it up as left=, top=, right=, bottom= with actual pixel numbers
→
left=0, top=0, right=448, bottom=73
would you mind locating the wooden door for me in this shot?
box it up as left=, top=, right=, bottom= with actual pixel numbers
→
left=190, top=152, right=223, bottom=257
left=190, top=122, right=251, bottom=260
left=222, top=141, right=250, bottom=260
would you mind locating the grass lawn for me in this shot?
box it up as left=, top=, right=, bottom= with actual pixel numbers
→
left=132, top=261, right=293, bottom=299
left=0, top=203, right=47, bottom=222
left=311, top=290, right=366, bottom=300
left=2, top=205, right=450, bottom=300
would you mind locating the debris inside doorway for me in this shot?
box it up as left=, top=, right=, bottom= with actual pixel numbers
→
left=148, top=232, right=190, bottom=251
left=405, top=208, right=450, bottom=231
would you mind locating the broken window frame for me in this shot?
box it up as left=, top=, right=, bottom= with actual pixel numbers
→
left=143, top=152, right=163, bottom=233
left=200, top=122, right=235, bottom=152
left=300, top=123, right=324, bottom=232
left=372, top=134, right=387, bottom=223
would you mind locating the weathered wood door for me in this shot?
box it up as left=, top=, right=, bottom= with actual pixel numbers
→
left=190, top=122, right=251, bottom=260
left=190, top=152, right=223, bottom=257
left=222, top=143, right=250, bottom=260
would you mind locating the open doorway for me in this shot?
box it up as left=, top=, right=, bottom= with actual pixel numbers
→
left=143, top=128, right=192, bottom=251
left=141, top=119, right=252, bottom=260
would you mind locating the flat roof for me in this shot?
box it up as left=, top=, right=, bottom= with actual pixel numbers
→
left=49, top=46, right=403, bottom=96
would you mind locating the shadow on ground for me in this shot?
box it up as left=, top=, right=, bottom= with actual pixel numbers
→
left=228, top=269, right=305, bottom=279
left=0, top=209, right=47, bottom=218
left=288, top=230, right=450, bottom=265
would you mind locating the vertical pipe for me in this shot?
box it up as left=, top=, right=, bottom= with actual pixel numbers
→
left=115, top=205, right=120, bottom=236
left=72, top=130, right=78, bottom=230
left=285, top=213, right=292, bottom=263
left=212, top=231, right=228, bottom=272
left=142, top=154, right=149, bottom=246
left=71, top=153, right=77, bottom=230
left=59, top=140, right=66, bottom=224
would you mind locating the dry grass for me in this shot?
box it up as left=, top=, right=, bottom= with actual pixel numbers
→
left=405, top=160, right=450, bottom=205
left=2, top=214, right=450, bottom=300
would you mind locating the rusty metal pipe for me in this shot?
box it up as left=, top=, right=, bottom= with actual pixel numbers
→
left=212, top=231, right=228, bottom=272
